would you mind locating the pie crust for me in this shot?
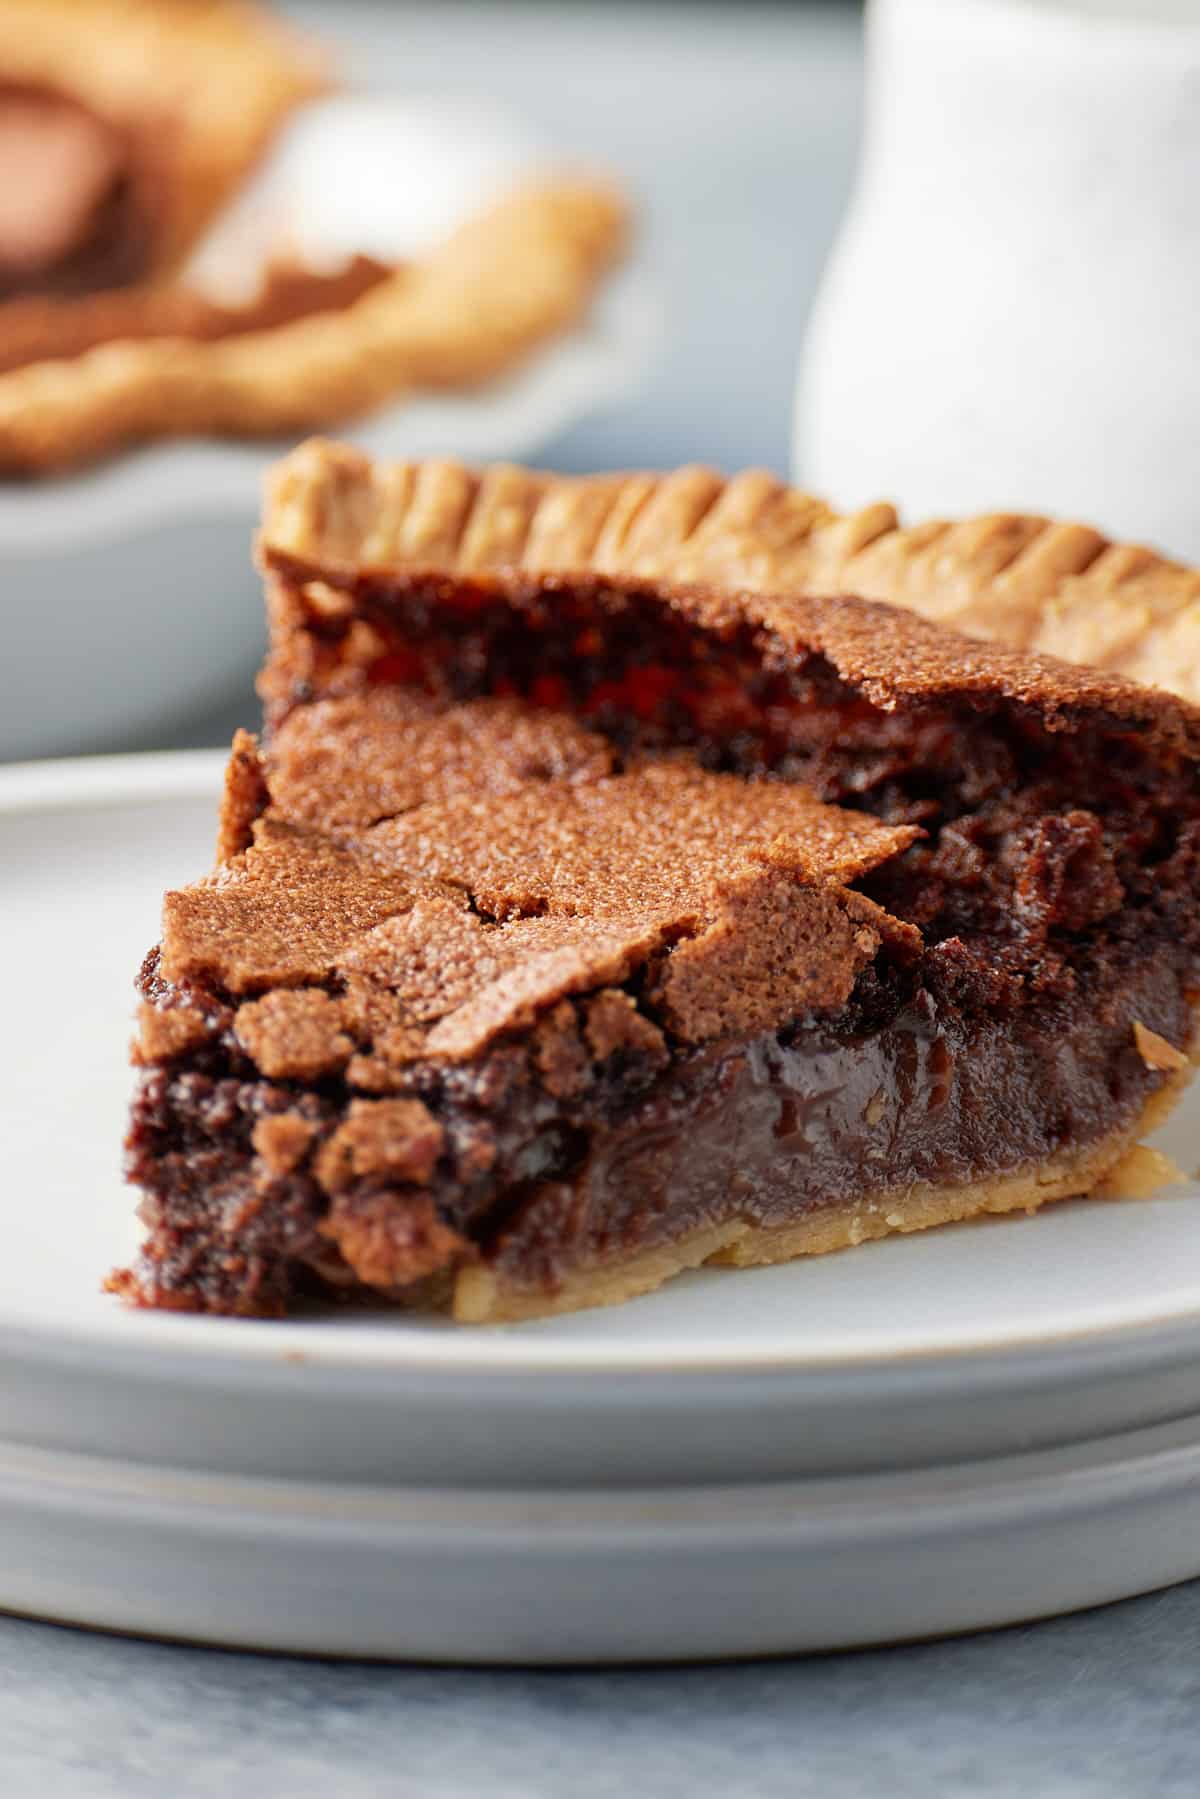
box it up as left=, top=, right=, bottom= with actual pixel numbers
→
left=264, top=441, right=1200, bottom=703
left=0, top=256, right=394, bottom=377
left=0, top=182, right=628, bottom=473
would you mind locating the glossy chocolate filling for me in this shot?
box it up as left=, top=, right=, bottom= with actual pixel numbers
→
left=485, top=951, right=1190, bottom=1293
left=126, top=932, right=1190, bottom=1315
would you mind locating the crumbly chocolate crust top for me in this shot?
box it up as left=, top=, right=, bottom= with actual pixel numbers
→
left=262, top=440, right=1200, bottom=705
left=263, top=689, right=615, bottom=832
left=158, top=706, right=918, bottom=1078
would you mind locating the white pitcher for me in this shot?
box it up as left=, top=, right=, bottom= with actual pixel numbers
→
left=796, top=0, right=1200, bottom=561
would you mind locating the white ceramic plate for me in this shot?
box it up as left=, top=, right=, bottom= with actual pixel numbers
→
left=0, top=97, right=657, bottom=759
left=5, top=753, right=1200, bottom=1660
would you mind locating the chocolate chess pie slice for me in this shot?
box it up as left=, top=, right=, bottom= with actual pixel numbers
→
left=113, top=445, right=1200, bottom=1322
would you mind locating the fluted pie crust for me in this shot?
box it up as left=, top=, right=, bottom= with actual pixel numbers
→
left=264, top=441, right=1200, bottom=703
left=0, top=184, right=628, bottom=474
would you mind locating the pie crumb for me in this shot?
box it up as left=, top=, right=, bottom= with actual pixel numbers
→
left=1096, top=1144, right=1184, bottom=1201
left=1133, top=1020, right=1189, bottom=1072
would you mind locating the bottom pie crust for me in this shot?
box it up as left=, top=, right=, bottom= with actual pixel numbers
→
left=450, top=1058, right=1194, bottom=1324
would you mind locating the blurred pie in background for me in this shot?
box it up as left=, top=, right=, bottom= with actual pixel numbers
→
left=0, top=0, right=327, bottom=299
left=0, top=0, right=628, bottom=475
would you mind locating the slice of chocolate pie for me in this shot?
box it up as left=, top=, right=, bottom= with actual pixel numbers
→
left=114, top=449, right=1200, bottom=1322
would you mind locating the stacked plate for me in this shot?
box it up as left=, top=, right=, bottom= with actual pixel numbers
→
left=5, top=754, right=1200, bottom=1661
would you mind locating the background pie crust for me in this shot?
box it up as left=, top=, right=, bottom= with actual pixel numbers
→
left=0, top=0, right=327, bottom=285
left=0, top=181, right=629, bottom=473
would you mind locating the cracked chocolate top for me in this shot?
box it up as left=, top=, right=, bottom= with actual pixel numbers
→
left=265, top=689, right=614, bottom=831
left=154, top=696, right=918, bottom=1085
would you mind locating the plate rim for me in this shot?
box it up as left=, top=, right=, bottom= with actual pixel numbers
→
left=8, top=749, right=1200, bottom=1384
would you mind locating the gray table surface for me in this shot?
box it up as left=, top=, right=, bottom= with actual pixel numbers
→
left=8, top=4, right=1200, bottom=1793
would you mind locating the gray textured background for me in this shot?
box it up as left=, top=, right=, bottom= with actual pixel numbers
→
left=8, top=4, right=1200, bottom=1792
